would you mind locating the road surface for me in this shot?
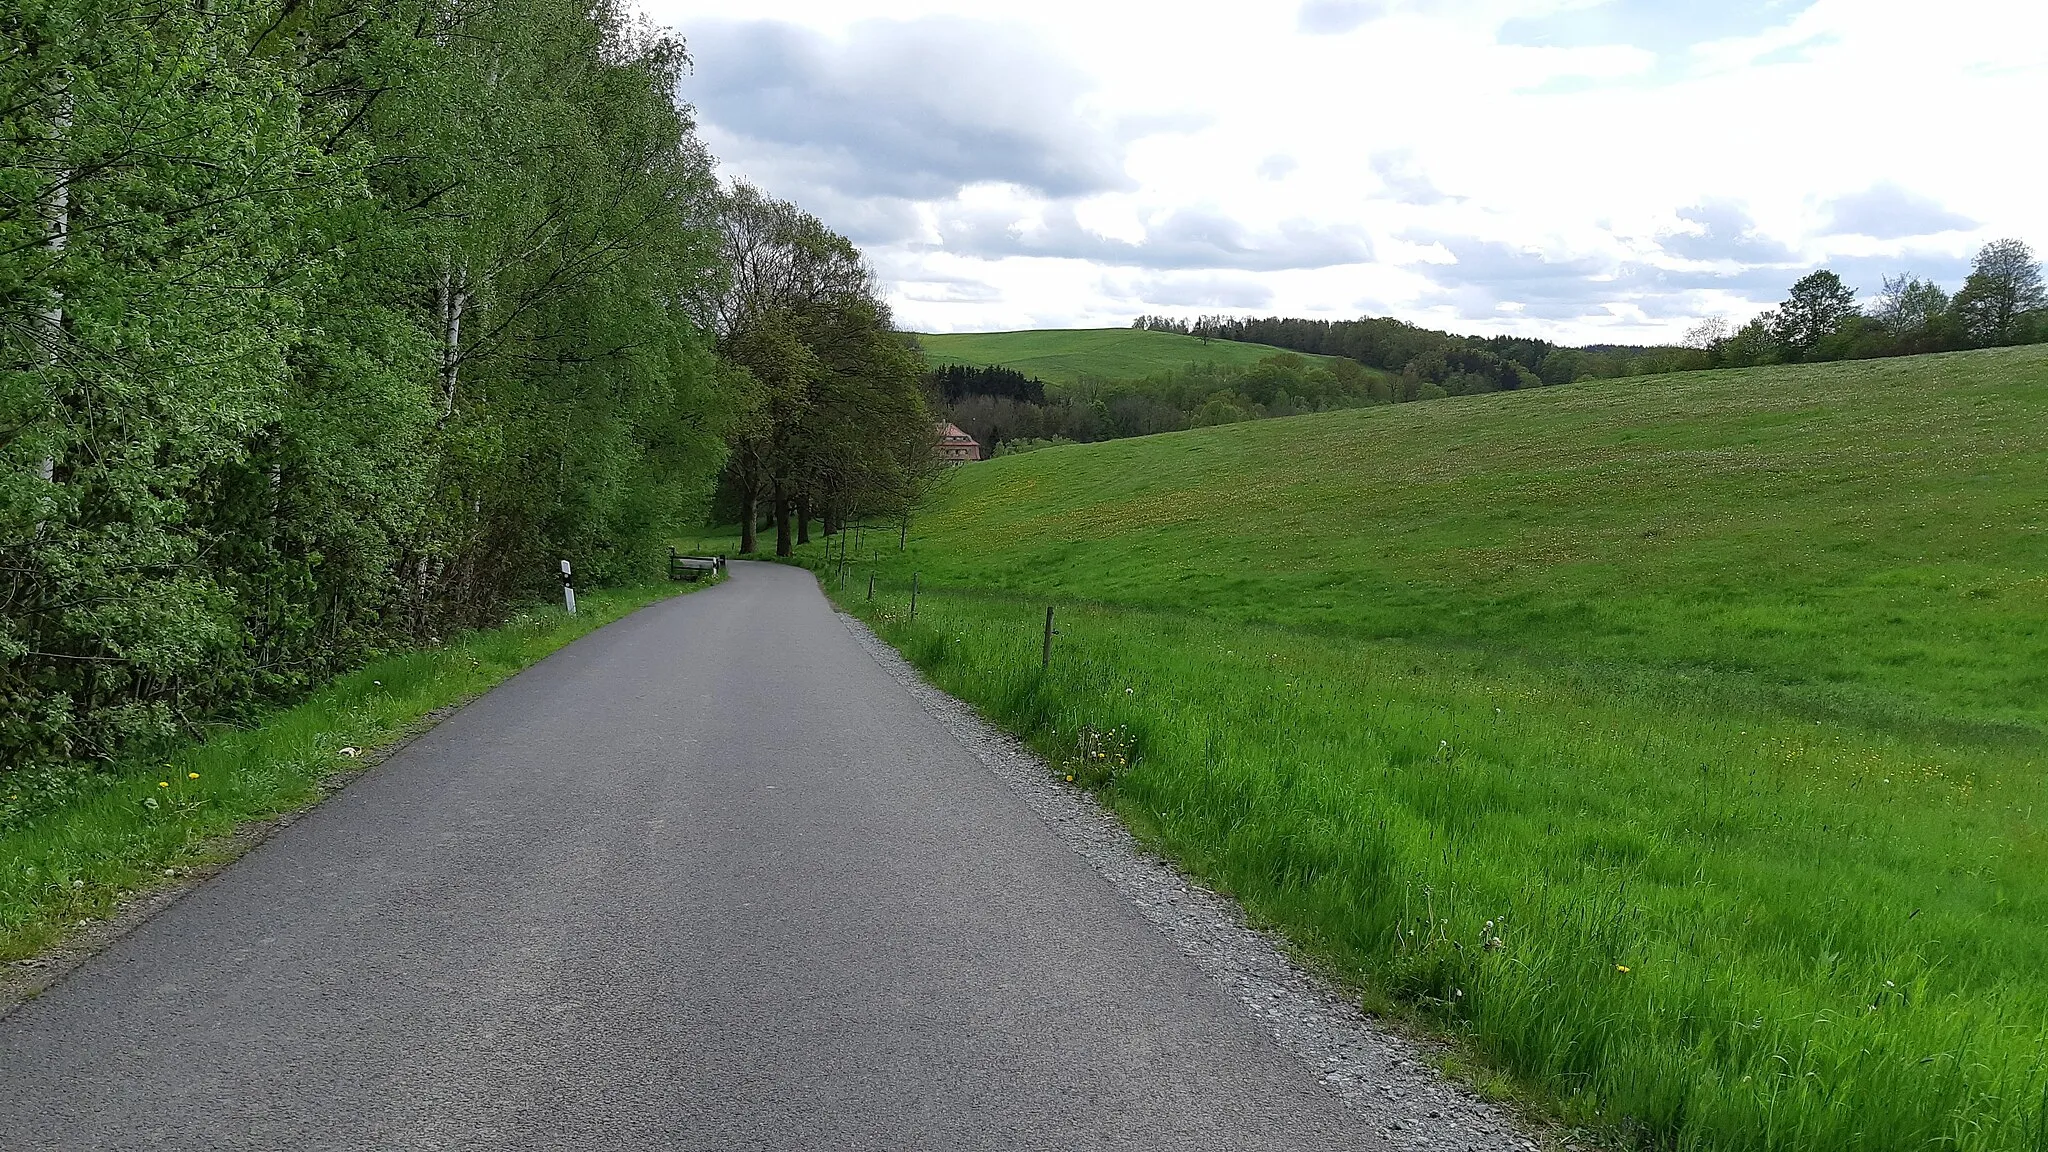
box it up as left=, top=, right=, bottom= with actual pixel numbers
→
left=0, top=561, right=1377, bottom=1150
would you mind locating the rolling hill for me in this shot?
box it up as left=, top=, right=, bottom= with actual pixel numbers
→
left=802, top=345, right=2048, bottom=1152
left=916, top=326, right=1348, bottom=384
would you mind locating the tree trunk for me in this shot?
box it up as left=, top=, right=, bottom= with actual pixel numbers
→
left=33, top=81, right=72, bottom=533
left=436, top=262, right=469, bottom=426
left=775, top=486, right=793, bottom=557
left=823, top=499, right=839, bottom=537
left=739, top=484, right=758, bottom=555
left=797, top=492, right=811, bottom=546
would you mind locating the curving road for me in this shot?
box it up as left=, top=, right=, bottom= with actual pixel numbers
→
left=0, top=561, right=1376, bottom=1150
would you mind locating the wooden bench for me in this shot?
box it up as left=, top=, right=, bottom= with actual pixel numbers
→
left=668, top=550, right=725, bottom=581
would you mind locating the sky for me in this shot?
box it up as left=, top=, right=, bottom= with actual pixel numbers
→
left=646, top=0, right=2047, bottom=342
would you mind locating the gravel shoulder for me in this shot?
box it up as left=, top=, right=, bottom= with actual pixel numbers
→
left=840, top=609, right=1544, bottom=1152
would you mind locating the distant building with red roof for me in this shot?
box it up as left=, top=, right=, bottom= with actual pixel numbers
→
left=936, top=422, right=981, bottom=464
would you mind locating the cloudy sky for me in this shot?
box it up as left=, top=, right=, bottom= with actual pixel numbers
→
left=648, top=0, right=2045, bottom=342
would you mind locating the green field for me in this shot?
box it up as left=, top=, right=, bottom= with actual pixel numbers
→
left=803, top=345, right=2048, bottom=1151
left=917, top=327, right=1345, bottom=383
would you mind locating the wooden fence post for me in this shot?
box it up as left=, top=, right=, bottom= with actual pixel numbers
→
left=910, top=572, right=919, bottom=620
left=1042, top=605, right=1056, bottom=669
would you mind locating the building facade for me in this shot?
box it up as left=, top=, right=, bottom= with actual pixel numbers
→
left=936, top=423, right=981, bottom=464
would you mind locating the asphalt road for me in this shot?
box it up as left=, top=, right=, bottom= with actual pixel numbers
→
left=0, top=561, right=1377, bottom=1150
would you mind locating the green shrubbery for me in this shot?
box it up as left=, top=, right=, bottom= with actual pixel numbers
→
left=2, top=1, right=735, bottom=793
left=2, top=1, right=933, bottom=805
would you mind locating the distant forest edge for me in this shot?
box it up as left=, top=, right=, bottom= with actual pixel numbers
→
left=918, top=239, right=2047, bottom=458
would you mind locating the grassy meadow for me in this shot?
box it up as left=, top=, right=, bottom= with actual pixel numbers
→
left=0, top=583, right=696, bottom=964
left=917, top=326, right=1347, bottom=384
left=803, top=345, right=2048, bottom=1151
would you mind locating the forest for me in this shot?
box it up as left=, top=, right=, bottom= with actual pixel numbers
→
left=1, top=0, right=929, bottom=806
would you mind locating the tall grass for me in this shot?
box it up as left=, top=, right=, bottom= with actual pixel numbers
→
left=0, top=584, right=688, bottom=962
left=844, top=592, right=2047, bottom=1151
left=806, top=346, right=2048, bottom=1151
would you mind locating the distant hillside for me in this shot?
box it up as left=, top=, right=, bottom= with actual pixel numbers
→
left=917, top=329, right=1390, bottom=455
left=916, top=327, right=1344, bottom=384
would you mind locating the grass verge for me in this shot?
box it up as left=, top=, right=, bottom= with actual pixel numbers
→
left=0, top=581, right=694, bottom=965
left=672, top=526, right=747, bottom=557
left=793, top=348, right=2048, bottom=1152
left=828, top=583, right=2047, bottom=1152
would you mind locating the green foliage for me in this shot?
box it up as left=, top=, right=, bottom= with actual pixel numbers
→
left=1720, top=314, right=1783, bottom=367
left=1954, top=239, right=2048, bottom=346
left=1190, top=313, right=1714, bottom=390
left=2, top=0, right=733, bottom=797
left=1770, top=270, right=1861, bottom=356
left=1706, top=245, right=2045, bottom=370
left=710, top=184, right=934, bottom=556
left=1873, top=274, right=1955, bottom=354
left=809, top=346, right=2048, bottom=1152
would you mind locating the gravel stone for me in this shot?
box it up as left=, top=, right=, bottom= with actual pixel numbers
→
left=842, top=610, right=1543, bottom=1152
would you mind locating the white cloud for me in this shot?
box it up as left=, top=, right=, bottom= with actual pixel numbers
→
left=1822, top=184, right=1979, bottom=241
left=652, top=0, right=2048, bottom=340
left=1296, top=0, right=1389, bottom=36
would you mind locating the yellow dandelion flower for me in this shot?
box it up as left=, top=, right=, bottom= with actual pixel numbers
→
left=188, top=772, right=200, bottom=780
left=158, top=781, right=169, bottom=788
left=1615, top=964, right=1631, bottom=973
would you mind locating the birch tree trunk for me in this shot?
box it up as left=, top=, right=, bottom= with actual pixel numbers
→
left=33, top=79, right=72, bottom=529
left=437, top=262, right=469, bottom=425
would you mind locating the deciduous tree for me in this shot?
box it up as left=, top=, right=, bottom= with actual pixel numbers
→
left=2, top=0, right=736, bottom=792
left=1952, top=239, right=2045, bottom=345
left=1770, top=270, right=1860, bottom=357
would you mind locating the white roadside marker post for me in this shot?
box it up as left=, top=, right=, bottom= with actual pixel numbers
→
left=560, top=559, right=576, bottom=616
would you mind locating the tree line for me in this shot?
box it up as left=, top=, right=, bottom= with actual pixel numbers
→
left=1692, top=240, right=2046, bottom=367
left=1158, top=237, right=2047, bottom=385
left=2, top=1, right=926, bottom=803
left=1153, top=314, right=1660, bottom=397
left=929, top=365, right=1047, bottom=406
